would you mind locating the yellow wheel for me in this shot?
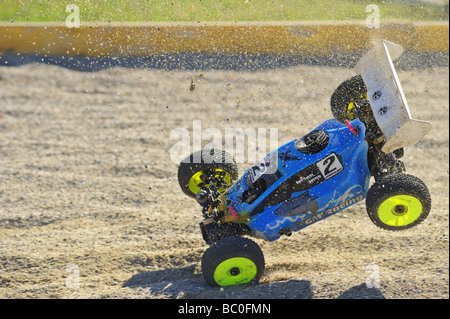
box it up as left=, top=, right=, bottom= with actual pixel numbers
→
left=201, top=236, right=265, bottom=287
left=188, top=169, right=232, bottom=195
left=177, top=148, right=238, bottom=198
left=213, top=257, right=258, bottom=287
left=377, top=195, right=423, bottom=227
left=366, top=174, right=431, bottom=231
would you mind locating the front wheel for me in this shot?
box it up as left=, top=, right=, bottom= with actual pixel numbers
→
left=365, top=174, right=431, bottom=231
left=177, top=148, right=238, bottom=198
left=201, top=236, right=265, bottom=287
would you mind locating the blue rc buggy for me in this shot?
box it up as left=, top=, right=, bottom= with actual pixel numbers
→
left=177, top=40, right=432, bottom=287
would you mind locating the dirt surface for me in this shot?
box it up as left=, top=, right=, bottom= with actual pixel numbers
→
left=0, top=61, right=448, bottom=299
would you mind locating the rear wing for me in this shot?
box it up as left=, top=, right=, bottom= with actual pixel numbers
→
left=354, top=40, right=431, bottom=154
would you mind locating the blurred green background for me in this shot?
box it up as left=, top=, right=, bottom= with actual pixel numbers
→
left=0, top=0, right=448, bottom=23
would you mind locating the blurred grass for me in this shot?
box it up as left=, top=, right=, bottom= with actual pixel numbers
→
left=0, top=0, right=448, bottom=23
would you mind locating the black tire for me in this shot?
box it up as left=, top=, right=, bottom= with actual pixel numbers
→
left=177, top=148, right=238, bottom=198
left=330, top=75, right=367, bottom=123
left=201, top=236, right=265, bottom=287
left=366, top=174, right=431, bottom=231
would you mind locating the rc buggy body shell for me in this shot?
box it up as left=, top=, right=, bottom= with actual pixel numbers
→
left=179, top=39, right=433, bottom=287
left=217, top=118, right=370, bottom=241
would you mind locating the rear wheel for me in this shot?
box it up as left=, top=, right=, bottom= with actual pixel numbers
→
left=201, top=236, right=265, bottom=287
left=177, top=148, right=238, bottom=198
left=330, top=75, right=367, bottom=123
left=366, top=174, right=431, bottom=231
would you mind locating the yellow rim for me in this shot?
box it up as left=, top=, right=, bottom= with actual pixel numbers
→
left=347, top=94, right=368, bottom=121
left=377, top=195, right=423, bottom=227
left=188, top=169, right=231, bottom=195
left=347, top=102, right=356, bottom=121
left=213, top=257, right=258, bottom=286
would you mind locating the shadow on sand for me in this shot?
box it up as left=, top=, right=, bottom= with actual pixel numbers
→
left=124, top=265, right=385, bottom=299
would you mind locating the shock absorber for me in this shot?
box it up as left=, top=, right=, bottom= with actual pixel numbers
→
left=200, top=218, right=223, bottom=244
left=385, top=151, right=406, bottom=174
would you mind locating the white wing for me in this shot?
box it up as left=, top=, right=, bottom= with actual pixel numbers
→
left=355, top=40, right=431, bottom=153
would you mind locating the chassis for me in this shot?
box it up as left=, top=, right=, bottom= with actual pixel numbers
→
left=177, top=40, right=432, bottom=287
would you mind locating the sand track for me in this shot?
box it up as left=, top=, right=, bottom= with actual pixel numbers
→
left=0, top=62, right=448, bottom=299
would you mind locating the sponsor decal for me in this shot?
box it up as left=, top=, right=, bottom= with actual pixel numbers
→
left=298, top=194, right=364, bottom=227
left=249, top=153, right=344, bottom=217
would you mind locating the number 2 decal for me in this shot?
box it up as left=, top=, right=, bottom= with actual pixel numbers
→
left=316, top=153, right=343, bottom=179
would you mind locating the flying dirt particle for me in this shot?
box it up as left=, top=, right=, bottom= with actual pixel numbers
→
left=190, top=77, right=195, bottom=91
